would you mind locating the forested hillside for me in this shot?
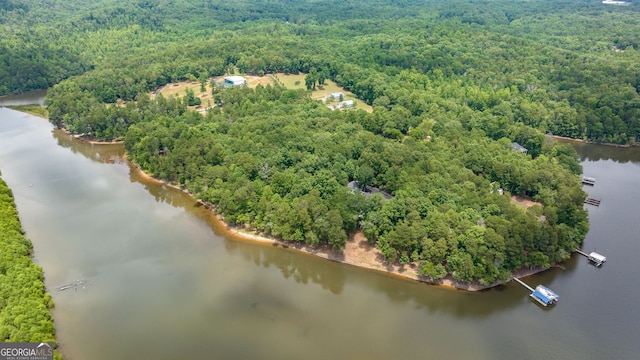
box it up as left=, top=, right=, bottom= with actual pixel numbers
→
left=3, top=0, right=637, bottom=143
left=5, top=0, right=638, bottom=283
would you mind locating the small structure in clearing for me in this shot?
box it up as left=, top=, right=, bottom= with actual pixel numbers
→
left=348, top=181, right=393, bottom=200
left=337, top=100, right=355, bottom=109
left=223, top=76, right=247, bottom=87
left=326, top=92, right=345, bottom=102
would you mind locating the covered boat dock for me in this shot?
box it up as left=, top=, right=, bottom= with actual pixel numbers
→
left=575, top=249, right=607, bottom=267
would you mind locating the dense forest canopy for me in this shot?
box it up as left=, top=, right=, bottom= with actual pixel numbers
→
left=0, top=176, right=61, bottom=359
left=4, top=0, right=637, bottom=283
left=3, top=0, right=639, bottom=143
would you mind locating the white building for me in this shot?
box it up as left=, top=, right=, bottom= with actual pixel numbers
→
left=337, top=100, right=354, bottom=109
left=327, top=92, right=345, bottom=102
left=223, top=76, right=247, bottom=87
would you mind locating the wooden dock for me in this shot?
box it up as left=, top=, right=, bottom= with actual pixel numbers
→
left=512, top=277, right=534, bottom=292
left=575, top=249, right=590, bottom=258
left=584, top=197, right=601, bottom=206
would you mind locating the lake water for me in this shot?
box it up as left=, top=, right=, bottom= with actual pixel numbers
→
left=1, top=108, right=639, bottom=359
left=0, top=90, right=47, bottom=106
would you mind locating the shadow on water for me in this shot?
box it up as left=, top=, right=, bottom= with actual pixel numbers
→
left=130, top=172, right=194, bottom=210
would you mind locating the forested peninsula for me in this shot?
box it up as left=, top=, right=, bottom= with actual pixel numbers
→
left=4, top=0, right=639, bottom=286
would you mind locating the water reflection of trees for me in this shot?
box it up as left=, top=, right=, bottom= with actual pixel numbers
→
left=224, top=239, right=346, bottom=295
left=54, top=129, right=196, bottom=212
left=133, top=177, right=189, bottom=209
left=53, top=130, right=125, bottom=164
left=223, top=234, right=572, bottom=317
left=562, top=141, right=640, bottom=163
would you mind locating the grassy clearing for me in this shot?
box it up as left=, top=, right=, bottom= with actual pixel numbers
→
left=154, top=81, right=208, bottom=99
left=150, top=73, right=372, bottom=113
left=272, top=73, right=306, bottom=89
left=272, top=73, right=373, bottom=112
left=153, top=81, right=215, bottom=111
left=7, top=105, right=49, bottom=118
left=245, top=75, right=276, bottom=88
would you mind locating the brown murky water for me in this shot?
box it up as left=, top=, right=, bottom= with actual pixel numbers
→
left=1, top=107, right=639, bottom=360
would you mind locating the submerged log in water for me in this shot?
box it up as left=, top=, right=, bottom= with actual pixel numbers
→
left=56, top=279, right=87, bottom=292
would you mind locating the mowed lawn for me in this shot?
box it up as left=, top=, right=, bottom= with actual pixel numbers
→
left=154, top=81, right=207, bottom=99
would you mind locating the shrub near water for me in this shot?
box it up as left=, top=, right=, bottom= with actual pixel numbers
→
left=0, top=177, right=61, bottom=359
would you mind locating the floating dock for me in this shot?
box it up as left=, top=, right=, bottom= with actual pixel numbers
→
left=584, top=197, right=601, bottom=206
left=581, top=176, right=596, bottom=186
left=512, top=278, right=559, bottom=306
left=575, top=249, right=607, bottom=267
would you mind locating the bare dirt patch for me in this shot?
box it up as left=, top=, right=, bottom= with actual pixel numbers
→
left=511, top=195, right=542, bottom=209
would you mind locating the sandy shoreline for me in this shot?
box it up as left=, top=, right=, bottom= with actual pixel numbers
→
left=128, top=161, right=550, bottom=291
left=221, top=223, right=550, bottom=291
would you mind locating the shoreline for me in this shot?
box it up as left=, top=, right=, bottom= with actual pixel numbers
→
left=548, top=134, right=639, bottom=148
left=223, top=225, right=552, bottom=291
left=57, top=128, right=124, bottom=145
left=129, top=160, right=551, bottom=291
left=12, top=108, right=558, bottom=291
left=4, top=105, right=48, bottom=119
